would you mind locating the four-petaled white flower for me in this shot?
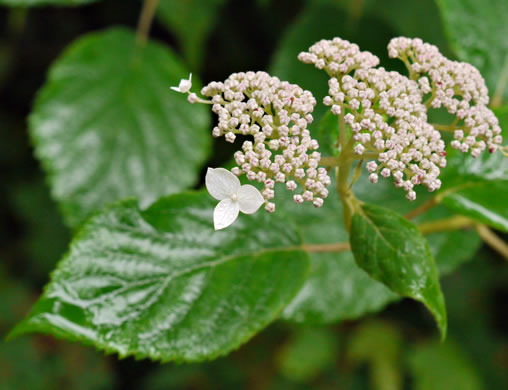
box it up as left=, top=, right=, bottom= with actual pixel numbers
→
left=170, top=73, right=192, bottom=93
left=206, top=167, right=265, bottom=230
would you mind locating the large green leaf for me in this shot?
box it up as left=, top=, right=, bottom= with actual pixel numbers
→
left=0, top=0, right=98, bottom=6
left=9, top=192, right=309, bottom=362
left=30, top=28, right=210, bottom=227
left=437, top=105, right=508, bottom=232
left=437, top=0, right=508, bottom=100
left=350, top=203, right=447, bottom=338
left=157, top=0, right=226, bottom=71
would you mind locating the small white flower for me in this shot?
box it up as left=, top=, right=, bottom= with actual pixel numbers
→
left=170, top=73, right=192, bottom=93
left=206, top=167, right=264, bottom=230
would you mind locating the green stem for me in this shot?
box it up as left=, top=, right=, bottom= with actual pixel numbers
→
left=336, top=112, right=358, bottom=231
left=302, top=242, right=350, bottom=253
left=302, top=218, right=505, bottom=254
left=418, top=215, right=473, bottom=234
left=431, top=123, right=458, bottom=132
left=491, top=54, right=508, bottom=108
left=424, top=88, right=437, bottom=108
left=475, top=224, right=508, bottom=260
left=405, top=197, right=438, bottom=220
left=320, top=156, right=341, bottom=167
left=136, top=0, right=161, bottom=46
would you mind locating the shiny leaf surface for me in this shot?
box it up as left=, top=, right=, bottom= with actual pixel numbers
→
left=30, top=28, right=210, bottom=227
left=437, top=0, right=508, bottom=100
left=10, top=192, right=309, bottom=362
left=350, top=203, right=447, bottom=338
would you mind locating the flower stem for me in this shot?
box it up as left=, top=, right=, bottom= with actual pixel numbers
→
left=136, top=0, right=160, bottom=46
left=336, top=111, right=358, bottom=231
left=475, top=224, right=508, bottom=260
left=418, top=215, right=474, bottom=234
left=491, top=54, right=508, bottom=108
left=405, top=197, right=438, bottom=220
left=431, top=123, right=458, bottom=132
left=301, top=219, right=507, bottom=255
left=320, top=156, right=341, bottom=167
left=302, top=242, right=351, bottom=253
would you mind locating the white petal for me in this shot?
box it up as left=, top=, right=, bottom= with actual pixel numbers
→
left=205, top=167, right=240, bottom=200
left=179, top=73, right=192, bottom=93
left=237, top=184, right=265, bottom=214
left=214, top=198, right=240, bottom=230
left=171, top=74, right=192, bottom=93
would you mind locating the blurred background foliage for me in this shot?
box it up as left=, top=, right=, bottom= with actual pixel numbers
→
left=0, top=0, right=507, bottom=389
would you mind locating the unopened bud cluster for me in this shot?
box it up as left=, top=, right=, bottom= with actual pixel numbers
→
left=298, top=37, right=380, bottom=77
left=388, top=37, right=502, bottom=155
left=299, top=38, right=446, bottom=200
left=199, top=71, right=331, bottom=212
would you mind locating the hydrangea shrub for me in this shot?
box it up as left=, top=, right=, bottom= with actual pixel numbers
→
left=7, top=0, right=508, bottom=365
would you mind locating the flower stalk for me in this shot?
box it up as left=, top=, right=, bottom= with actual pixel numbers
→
left=136, top=0, right=161, bottom=46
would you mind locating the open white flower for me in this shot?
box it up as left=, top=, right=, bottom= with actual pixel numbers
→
left=170, top=73, right=192, bottom=93
left=206, top=167, right=265, bottom=230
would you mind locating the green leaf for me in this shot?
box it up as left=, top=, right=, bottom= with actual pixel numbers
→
left=281, top=172, right=478, bottom=324
left=437, top=0, right=508, bottom=100
left=318, top=110, right=340, bottom=156
left=29, top=28, right=211, bottom=227
left=277, top=326, right=338, bottom=383
left=9, top=191, right=309, bottom=362
left=0, top=0, right=99, bottom=6
left=408, top=341, right=483, bottom=390
left=439, top=181, right=508, bottom=232
left=279, top=177, right=398, bottom=324
left=350, top=203, right=447, bottom=338
left=437, top=106, right=508, bottom=232
left=157, top=0, right=226, bottom=71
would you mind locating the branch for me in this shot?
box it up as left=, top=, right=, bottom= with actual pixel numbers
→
left=430, top=123, right=458, bottom=132
left=320, top=156, right=341, bottom=167
left=491, top=54, right=508, bottom=108
left=136, top=0, right=161, bottom=46
left=418, top=215, right=474, bottom=234
left=302, top=242, right=351, bottom=253
left=405, top=197, right=438, bottom=220
left=475, top=224, right=508, bottom=261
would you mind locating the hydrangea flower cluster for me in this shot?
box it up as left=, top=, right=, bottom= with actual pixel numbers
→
left=388, top=37, right=502, bottom=156
left=298, top=37, right=380, bottom=77
left=199, top=71, right=331, bottom=212
left=299, top=38, right=446, bottom=200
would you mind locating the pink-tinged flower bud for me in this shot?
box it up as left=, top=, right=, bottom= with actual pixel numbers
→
left=293, top=194, right=304, bottom=204
left=265, top=202, right=276, bottom=213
